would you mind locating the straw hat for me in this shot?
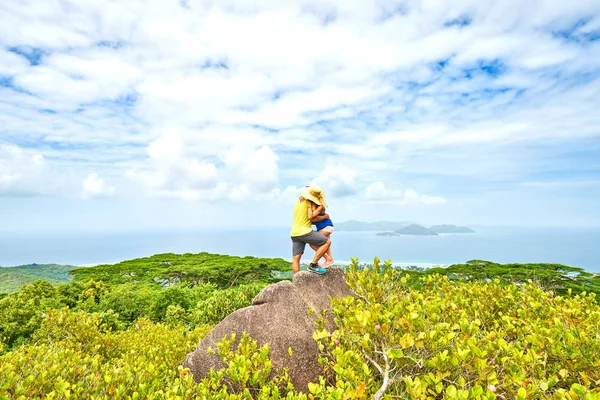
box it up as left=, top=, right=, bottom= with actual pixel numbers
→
left=300, top=186, right=328, bottom=208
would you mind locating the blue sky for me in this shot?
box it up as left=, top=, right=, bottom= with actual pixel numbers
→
left=1, top=0, right=600, bottom=233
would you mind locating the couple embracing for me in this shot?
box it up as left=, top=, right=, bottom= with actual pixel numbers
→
left=290, top=186, right=335, bottom=274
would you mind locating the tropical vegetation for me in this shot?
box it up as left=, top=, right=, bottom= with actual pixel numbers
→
left=1, top=253, right=599, bottom=399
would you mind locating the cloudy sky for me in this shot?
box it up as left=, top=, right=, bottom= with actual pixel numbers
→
left=1, top=0, right=599, bottom=233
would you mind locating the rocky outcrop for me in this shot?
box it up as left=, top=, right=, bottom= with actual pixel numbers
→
left=182, top=268, right=352, bottom=392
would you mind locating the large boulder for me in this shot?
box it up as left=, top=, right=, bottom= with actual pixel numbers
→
left=182, top=267, right=352, bottom=392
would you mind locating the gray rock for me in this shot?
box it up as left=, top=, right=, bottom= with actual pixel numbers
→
left=182, top=267, right=352, bottom=392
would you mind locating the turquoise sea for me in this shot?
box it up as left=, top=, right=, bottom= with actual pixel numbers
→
left=0, top=227, right=599, bottom=272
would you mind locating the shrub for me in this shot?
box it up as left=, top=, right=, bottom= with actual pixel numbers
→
left=0, top=309, right=211, bottom=399
left=0, top=308, right=305, bottom=399
left=193, top=282, right=267, bottom=325
left=310, top=258, right=600, bottom=399
left=150, top=286, right=193, bottom=321
left=165, top=304, right=190, bottom=327
left=192, top=333, right=307, bottom=399
left=96, top=283, right=157, bottom=324
left=0, top=280, right=63, bottom=348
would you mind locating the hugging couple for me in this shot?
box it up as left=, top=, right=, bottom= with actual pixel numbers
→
left=290, top=186, right=335, bottom=274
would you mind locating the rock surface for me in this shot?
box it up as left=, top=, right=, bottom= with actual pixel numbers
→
left=182, top=267, right=352, bottom=392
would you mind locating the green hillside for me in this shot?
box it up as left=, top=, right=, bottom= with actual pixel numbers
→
left=0, top=264, right=76, bottom=294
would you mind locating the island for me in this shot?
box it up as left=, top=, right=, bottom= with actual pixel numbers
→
left=376, top=224, right=438, bottom=236
left=429, top=224, right=476, bottom=234
left=365, top=222, right=476, bottom=236
left=336, top=220, right=475, bottom=234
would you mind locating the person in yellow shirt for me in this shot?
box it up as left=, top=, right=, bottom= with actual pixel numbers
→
left=290, top=186, right=331, bottom=274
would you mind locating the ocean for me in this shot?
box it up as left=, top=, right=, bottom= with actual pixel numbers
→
left=0, top=227, right=599, bottom=273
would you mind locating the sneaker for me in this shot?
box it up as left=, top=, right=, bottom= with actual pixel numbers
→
left=320, top=259, right=334, bottom=268
left=308, top=264, right=327, bottom=274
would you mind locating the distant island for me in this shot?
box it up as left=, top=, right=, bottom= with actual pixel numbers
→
left=376, top=224, right=475, bottom=236
left=335, top=220, right=475, bottom=236
left=429, top=224, right=476, bottom=234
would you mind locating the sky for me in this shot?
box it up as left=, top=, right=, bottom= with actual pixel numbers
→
left=1, top=0, right=600, bottom=233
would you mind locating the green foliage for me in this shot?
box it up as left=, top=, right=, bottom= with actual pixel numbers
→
left=421, top=259, right=600, bottom=301
left=70, top=252, right=289, bottom=288
left=33, top=308, right=124, bottom=356
left=0, top=309, right=211, bottom=399
left=165, top=304, right=190, bottom=327
left=193, top=282, right=267, bottom=325
left=54, top=281, right=86, bottom=308
left=0, top=261, right=256, bottom=348
left=311, top=258, right=600, bottom=399
left=0, top=264, right=76, bottom=293
left=0, top=308, right=306, bottom=399
left=195, top=333, right=306, bottom=399
left=2, top=255, right=600, bottom=399
left=0, top=280, right=70, bottom=347
left=96, top=283, right=157, bottom=323
left=0, top=253, right=280, bottom=347
left=150, top=286, right=193, bottom=321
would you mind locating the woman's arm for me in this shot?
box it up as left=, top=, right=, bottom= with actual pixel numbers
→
left=312, top=213, right=330, bottom=222
left=308, top=204, right=328, bottom=222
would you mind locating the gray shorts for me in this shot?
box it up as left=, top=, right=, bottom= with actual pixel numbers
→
left=291, top=231, right=328, bottom=256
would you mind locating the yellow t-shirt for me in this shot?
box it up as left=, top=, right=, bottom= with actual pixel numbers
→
left=290, top=199, right=313, bottom=237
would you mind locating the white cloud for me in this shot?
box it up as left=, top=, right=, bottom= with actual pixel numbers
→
left=131, top=129, right=281, bottom=201
left=146, top=129, right=185, bottom=160
left=82, top=173, right=116, bottom=199
left=365, top=182, right=447, bottom=205
left=0, top=0, right=599, bottom=228
left=312, top=165, right=358, bottom=198
left=131, top=130, right=219, bottom=199
left=0, top=144, right=51, bottom=196
left=222, top=145, right=280, bottom=191
left=0, top=49, right=30, bottom=76
left=365, top=181, right=403, bottom=200
left=268, top=185, right=301, bottom=204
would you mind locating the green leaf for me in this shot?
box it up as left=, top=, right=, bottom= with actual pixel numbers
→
left=571, top=383, right=586, bottom=396
left=387, top=349, right=404, bottom=359
left=308, top=382, right=320, bottom=394
left=446, top=385, right=457, bottom=397
left=312, top=329, right=329, bottom=341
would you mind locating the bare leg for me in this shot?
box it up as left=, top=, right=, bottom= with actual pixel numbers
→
left=318, top=230, right=333, bottom=262
left=309, top=242, right=329, bottom=263
left=292, top=254, right=302, bottom=274
left=311, top=238, right=331, bottom=265
left=326, top=248, right=333, bottom=260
